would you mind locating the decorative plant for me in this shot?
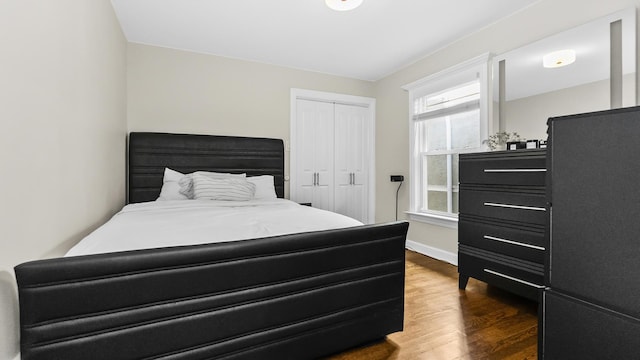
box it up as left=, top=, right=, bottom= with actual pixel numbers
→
left=483, top=131, right=521, bottom=150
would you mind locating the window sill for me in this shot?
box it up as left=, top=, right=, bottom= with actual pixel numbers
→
left=405, top=211, right=458, bottom=229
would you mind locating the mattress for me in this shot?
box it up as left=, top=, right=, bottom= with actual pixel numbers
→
left=66, top=199, right=363, bottom=256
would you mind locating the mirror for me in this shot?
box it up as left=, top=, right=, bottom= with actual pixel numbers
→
left=493, top=8, right=636, bottom=141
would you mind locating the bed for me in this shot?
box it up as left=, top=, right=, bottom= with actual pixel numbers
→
left=14, top=132, right=408, bottom=360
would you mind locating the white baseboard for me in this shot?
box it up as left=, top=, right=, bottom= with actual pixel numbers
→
left=406, top=239, right=458, bottom=266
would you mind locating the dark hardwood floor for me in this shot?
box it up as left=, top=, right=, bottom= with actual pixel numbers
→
left=326, top=250, right=538, bottom=360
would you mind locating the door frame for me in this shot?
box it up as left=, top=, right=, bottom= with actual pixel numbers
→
left=290, top=88, right=376, bottom=223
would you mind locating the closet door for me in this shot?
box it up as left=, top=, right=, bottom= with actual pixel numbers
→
left=294, top=99, right=334, bottom=211
left=334, top=103, right=368, bottom=222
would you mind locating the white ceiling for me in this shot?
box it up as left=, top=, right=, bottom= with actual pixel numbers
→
left=110, top=0, right=538, bottom=81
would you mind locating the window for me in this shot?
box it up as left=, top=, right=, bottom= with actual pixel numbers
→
left=403, top=54, right=490, bottom=228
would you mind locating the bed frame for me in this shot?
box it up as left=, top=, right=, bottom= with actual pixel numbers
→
left=15, top=132, right=408, bottom=360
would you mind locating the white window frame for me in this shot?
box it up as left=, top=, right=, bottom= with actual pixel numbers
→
left=402, top=53, right=492, bottom=228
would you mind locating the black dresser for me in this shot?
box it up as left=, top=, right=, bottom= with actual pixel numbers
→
left=458, top=149, right=547, bottom=301
left=542, top=107, right=640, bottom=358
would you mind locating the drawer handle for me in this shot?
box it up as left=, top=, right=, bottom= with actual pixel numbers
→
left=483, top=202, right=546, bottom=211
left=483, top=235, right=545, bottom=251
left=484, top=168, right=546, bottom=173
left=483, top=269, right=545, bottom=289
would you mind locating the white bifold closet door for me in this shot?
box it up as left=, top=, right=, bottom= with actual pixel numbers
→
left=294, top=99, right=334, bottom=211
left=293, top=98, right=370, bottom=223
left=334, top=103, right=368, bottom=222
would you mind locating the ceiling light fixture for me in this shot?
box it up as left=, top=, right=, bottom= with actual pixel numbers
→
left=543, top=49, right=576, bottom=68
left=325, top=0, right=363, bottom=11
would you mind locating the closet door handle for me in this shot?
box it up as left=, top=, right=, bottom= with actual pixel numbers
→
left=316, top=173, right=320, bottom=186
left=312, top=173, right=317, bottom=186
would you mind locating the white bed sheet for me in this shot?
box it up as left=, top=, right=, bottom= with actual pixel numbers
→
left=66, top=199, right=363, bottom=256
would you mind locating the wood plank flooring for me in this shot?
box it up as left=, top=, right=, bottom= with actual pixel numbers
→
left=326, top=250, right=538, bottom=360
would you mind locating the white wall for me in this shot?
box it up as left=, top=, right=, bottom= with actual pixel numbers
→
left=373, top=0, right=640, bottom=258
left=0, top=1, right=127, bottom=358
left=126, top=43, right=376, bottom=197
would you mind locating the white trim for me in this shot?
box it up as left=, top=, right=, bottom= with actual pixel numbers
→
left=402, top=53, right=492, bottom=92
left=404, top=54, right=492, bottom=229
left=291, top=88, right=374, bottom=108
left=406, top=211, right=458, bottom=229
left=290, top=88, right=376, bottom=224
left=406, top=239, right=458, bottom=266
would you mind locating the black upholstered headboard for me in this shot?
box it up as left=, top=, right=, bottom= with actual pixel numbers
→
left=128, top=132, right=285, bottom=203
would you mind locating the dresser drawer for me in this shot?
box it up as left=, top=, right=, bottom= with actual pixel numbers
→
left=459, top=150, right=546, bottom=186
left=459, top=188, right=547, bottom=225
left=459, top=245, right=544, bottom=301
left=459, top=218, right=545, bottom=263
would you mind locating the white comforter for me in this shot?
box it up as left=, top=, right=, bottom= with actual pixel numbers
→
left=66, top=199, right=363, bottom=256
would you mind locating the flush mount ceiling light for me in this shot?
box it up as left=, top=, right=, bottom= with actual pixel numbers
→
left=543, top=49, right=576, bottom=68
left=325, top=0, right=363, bottom=11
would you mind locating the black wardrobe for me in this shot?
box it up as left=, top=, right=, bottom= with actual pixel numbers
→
left=543, top=106, right=640, bottom=358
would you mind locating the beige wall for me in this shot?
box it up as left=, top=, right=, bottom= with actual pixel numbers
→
left=506, top=73, right=637, bottom=140
left=505, top=79, right=610, bottom=140
left=0, top=1, right=127, bottom=358
left=373, top=0, right=640, bottom=255
left=127, top=43, right=375, bottom=197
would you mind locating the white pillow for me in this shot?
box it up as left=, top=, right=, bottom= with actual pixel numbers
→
left=247, top=175, right=277, bottom=200
left=192, top=173, right=256, bottom=201
left=157, top=168, right=189, bottom=201
left=178, top=171, right=246, bottom=199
